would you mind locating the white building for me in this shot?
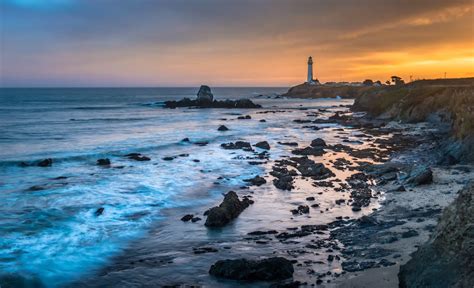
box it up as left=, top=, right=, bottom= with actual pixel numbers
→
left=306, top=56, right=320, bottom=85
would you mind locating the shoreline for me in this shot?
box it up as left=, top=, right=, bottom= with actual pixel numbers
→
left=1, top=89, right=471, bottom=287
left=66, top=99, right=473, bottom=287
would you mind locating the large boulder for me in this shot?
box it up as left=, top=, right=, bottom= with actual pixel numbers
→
left=398, top=182, right=474, bottom=287
left=197, top=85, right=214, bottom=104
left=205, top=191, right=252, bottom=227
left=209, top=257, right=294, bottom=281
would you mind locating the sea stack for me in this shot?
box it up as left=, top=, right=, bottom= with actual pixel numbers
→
left=196, top=85, right=214, bottom=104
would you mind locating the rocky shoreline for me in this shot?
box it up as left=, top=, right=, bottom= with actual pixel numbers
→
left=3, top=84, right=472, bottom=287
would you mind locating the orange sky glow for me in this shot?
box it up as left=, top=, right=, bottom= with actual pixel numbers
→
left=1, top=0, right=473, bottom=87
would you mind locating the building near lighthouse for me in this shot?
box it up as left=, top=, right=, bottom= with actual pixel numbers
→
left=306, top=56, right=320, bottom=85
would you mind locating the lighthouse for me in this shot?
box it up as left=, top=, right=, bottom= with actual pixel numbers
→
left=306, top=56, right=320, bottom=85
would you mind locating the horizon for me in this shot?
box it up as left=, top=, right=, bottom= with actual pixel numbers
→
left=1, top=0, right=473, bottom=87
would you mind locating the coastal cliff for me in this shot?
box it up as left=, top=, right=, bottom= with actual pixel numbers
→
left=398, top=182, right=474, bottom=288
left=353, top=78, right=474, bottom=163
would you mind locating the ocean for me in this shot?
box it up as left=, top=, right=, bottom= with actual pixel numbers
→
left=0, top=87, right=358, bottom=286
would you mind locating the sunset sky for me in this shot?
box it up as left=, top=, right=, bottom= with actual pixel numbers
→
left=1, top=0, right=473, bottom=87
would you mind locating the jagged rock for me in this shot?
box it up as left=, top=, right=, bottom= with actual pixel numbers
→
left=398, top=182, right=474, bottom=288
left=244, top=175, right=266, bottom=186
left=217, top=125, right=229, bottom=131
left=209, top=257, right=294, bottom=281
left=37, top=158, right=52, bottom=167
left=197, top=85, right=214, bottom=104
left=255, top=141, right=270, bottom=150
left=205, top=191, right=252, bottom=227
left=97, top=158, right=111, bottom=166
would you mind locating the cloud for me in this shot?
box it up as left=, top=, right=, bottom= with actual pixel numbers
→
left=1, top=0, right=473, bottom=86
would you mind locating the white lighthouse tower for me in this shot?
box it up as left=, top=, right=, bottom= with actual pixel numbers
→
left=306, top=56, right=320, bottom=85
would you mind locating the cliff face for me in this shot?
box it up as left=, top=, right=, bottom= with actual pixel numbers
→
left=398, top=182, right=474, bottom=288
left=283, top=83, right=376, bottom=99
left=352, top=79, right=474, bottom=163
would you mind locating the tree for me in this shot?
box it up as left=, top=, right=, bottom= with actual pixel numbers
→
left=362, top=79, right=374, bottom=86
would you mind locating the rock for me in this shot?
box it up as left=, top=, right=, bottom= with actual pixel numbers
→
left=181, top=214, right=194, bottom=222
left=237, top=115, right=251, bottom=120
left=278, top=142, right=298, bottom=147
left=273, top=175, right=294, bottom=191
left=399, top=182, right=474, bottom=288
left=247, top=230, right=278, bottom=236
left=244, top=175, right=266, bottom=186
left=291, top=205, right=310, bottom=215
left=162, top=156, right=175, bottom=161
left=125, top=153, right=151, bottom=161
left=217, top=125, right=229, bottom=131
left=197, top=85, right=214, bottom=104
left=221, top=141, right=252, bottom=151
left=94, top=207, right=104, bottom=216
left=259, top=119, right=266, bottom=122
left=255, top=141, right=270, bottom=150
left=306, top=197, right=315, bottom=201
left=191, top=217, right=202, bottom=222
left=97, top=158, right=111, bottom=166
left=405, top=166, right=433, bottom=186
left=291, top=146, right=325, bottom=156
left=37, top=158, right=52, bottom=167
left=205, top=191, right=252, bottom=227
left=209, top=257, right=294, bottom=281
left=294, top=157, right=334, bottom=179
left=28, top=185, right=45, bottom=191
left=310, top=138, right=327, bottom=147
left=351, top=206, right=361, bottom=212
left=164, top=96, right=261, bottom=109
